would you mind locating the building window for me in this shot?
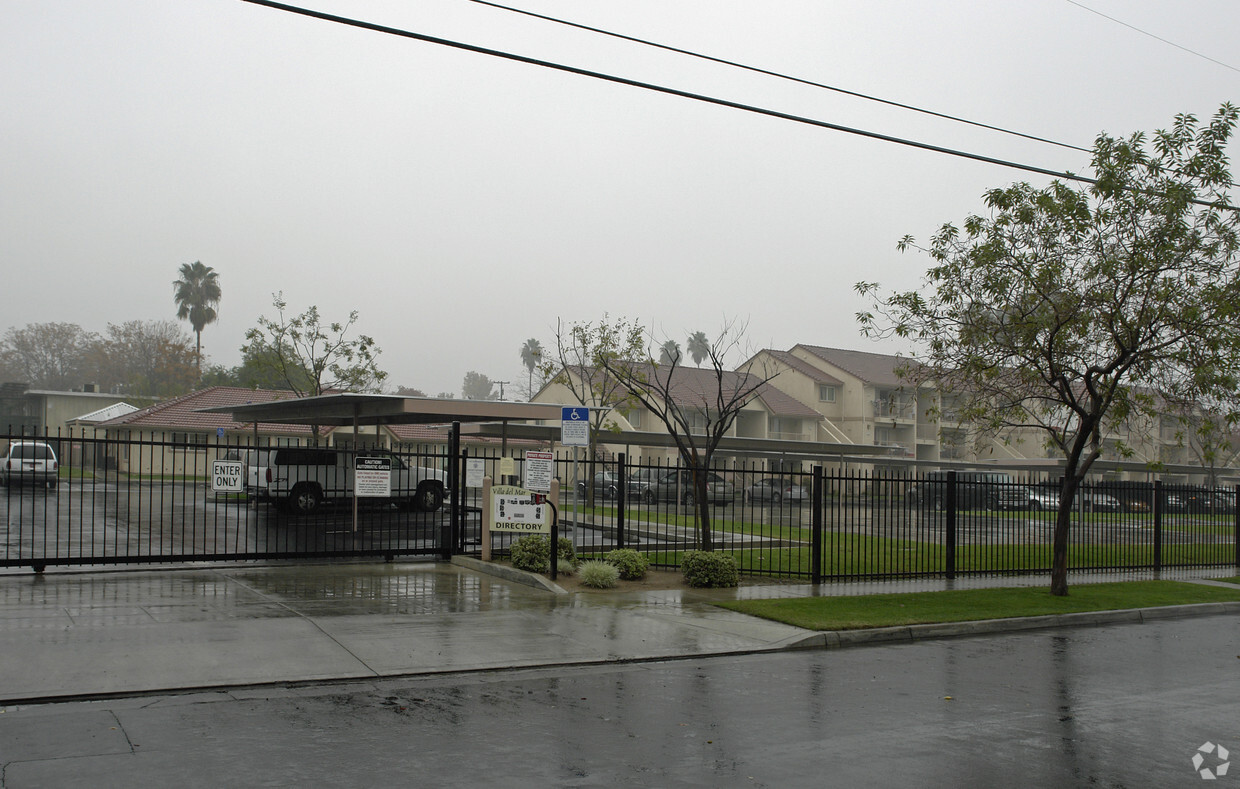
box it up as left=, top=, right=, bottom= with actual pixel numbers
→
left=818, top=385, right=836, bottom=403
left=626, top=409, right=642, bottom=429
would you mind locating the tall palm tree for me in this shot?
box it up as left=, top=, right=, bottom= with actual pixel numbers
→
left=173, top=261, right=221, bottom=375
left=659, top=339, right=681, bottom=364
left=687, top=331, right=710, bottom=366
left=519, top=338, right=544, bottom=399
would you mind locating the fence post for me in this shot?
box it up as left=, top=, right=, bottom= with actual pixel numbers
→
left=945, top=470, right=957, bottom=580
left=1234, top=484, right=1240, bottom=570
left=811, top=466, right=823, bottom=583
left=446, top=422, right=460, bottom=560
left=1152, top=480, right=1163, bottom=573
left=616, top=453, right=626, bottom=550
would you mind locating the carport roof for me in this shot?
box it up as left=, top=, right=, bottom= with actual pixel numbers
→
left=197, top=392, right=572, bottom=427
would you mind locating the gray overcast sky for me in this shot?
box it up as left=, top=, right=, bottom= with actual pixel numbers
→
left=2, top=0, right=1237, bottom=397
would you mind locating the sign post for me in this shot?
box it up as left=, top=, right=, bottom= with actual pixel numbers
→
left=560, top=407, right=589, bottom=551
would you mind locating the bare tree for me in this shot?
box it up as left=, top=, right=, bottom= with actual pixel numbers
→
left=597, top=319, right=778, bottom=549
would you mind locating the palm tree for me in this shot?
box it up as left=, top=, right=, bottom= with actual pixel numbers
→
left=659, top=339, right=681, bottom=364
left=173, top=261, right=221, bottom=375
left=687, top=331, right=710, bottom=366
left=519, top=338, right=543, bottom=399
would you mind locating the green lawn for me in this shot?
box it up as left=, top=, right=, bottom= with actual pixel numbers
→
left=717, top=580, right=1240, bottom=631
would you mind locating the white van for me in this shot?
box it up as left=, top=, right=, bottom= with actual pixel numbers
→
left=253, top=447, right=447, bottom=515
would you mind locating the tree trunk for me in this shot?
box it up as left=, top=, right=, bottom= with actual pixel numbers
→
left=1050, top=501, right=1071, bottom=596
left=695, top=465, right=712, bottom=551
left=1050, top=474, right=1083, bottom=596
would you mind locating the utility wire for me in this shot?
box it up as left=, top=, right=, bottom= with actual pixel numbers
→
left=240, top=0, right=1236, bottom=210
left=241, top=0, right=1091, bottom=185
left=469, top=0, right=1091, bottom=154
left=1066, top=0, right=1240, bottom=74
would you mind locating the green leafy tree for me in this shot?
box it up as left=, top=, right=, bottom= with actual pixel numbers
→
left=545, top=316, right=646, bottom=506
left=461, top=371, right=496, bottom=400
left=241, top=292, right=386, bottom=399
left=90, top=320, right=197, bottom=397
left=857, top=105, right=1240, bottom=596
left=172, top=261, right=221, bottom=376
left=0, top=322, right=97, bottom=390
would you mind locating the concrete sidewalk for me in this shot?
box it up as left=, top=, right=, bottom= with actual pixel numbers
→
left=0, top=560, right=1234, bottom=704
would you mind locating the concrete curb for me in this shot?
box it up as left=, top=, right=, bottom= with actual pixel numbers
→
left=450, top=555, right=568, bottom=594
left=803, top=600, right=1240, bottom=649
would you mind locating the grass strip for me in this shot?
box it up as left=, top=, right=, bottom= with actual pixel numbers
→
left=717, top=581, right=1240, bottom=631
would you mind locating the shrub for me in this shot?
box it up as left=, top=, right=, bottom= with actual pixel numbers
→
left=578, top=560, right=620, bottom=589
left=510, top=535, right=550, bottom=573
left=681, top=551, right=739, bottom=588
left=556, top=537, right=578, bottom=575
left=605, top=549, right=649, bottom=581
left=510, top=535, right=579, bottom=575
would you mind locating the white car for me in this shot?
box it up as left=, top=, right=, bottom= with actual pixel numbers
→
left=1, top=441, right=59, bottom=490
left=255, top=447, right=447, bottom=515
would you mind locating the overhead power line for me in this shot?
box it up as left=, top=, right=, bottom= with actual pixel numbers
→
left=1066, top=0, right=1240, bottom=74
left=469, top=0, right=1090, bottom=154
left=239, top=0, right=1236, bottom=210
left=241, top=0, right=1091, bottom=185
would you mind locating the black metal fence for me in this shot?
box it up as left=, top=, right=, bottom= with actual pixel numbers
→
left=0, top=431, right=452, bottom=570
left=479, top=458, right=1240, bottom=582
left=3, top=431, right=1238, bottom=580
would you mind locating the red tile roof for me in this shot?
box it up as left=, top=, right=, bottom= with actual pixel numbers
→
left=97, top=387, right=317, bottom=435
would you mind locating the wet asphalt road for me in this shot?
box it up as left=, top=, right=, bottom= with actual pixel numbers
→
left=3, top=615, right=1236, bottom=788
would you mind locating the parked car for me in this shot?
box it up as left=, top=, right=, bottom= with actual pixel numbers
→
left=575, top=471, right=619, bottom=500
left=626, top=468, right=658, bottom=501
left=1079, top=491, right=1122, bottom=512
left=744, top=477, right=808, bottom=505
left=643, top=469, right=733, bottom=506
left=254, top=447, right=447, bottom=515
left=1, top=441, right=59, bottom=490
left=906, top=471, right=1011, bottom=510
left=1182, top=488, right=1235, bottom=515
left=998, top=485, right=1058, bottom=511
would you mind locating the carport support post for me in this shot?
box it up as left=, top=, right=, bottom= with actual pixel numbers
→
left=352, top=405, right=360, bottom=535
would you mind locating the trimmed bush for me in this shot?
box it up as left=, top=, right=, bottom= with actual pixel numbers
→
left=605, top=549, right=650, bottom=581
left=681, top=551, right=739, bottom=588
left=510, top=535, right=550, bottom=573
left=510, top=535, right=579, bottom=575
left=579, top=560, right=620, bottom=589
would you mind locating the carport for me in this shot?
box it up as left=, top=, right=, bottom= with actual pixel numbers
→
left=200, top=393, right=570, bottom=557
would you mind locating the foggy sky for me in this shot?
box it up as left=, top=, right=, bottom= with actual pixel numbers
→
left=2, top=0, right=1237, bottom=397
